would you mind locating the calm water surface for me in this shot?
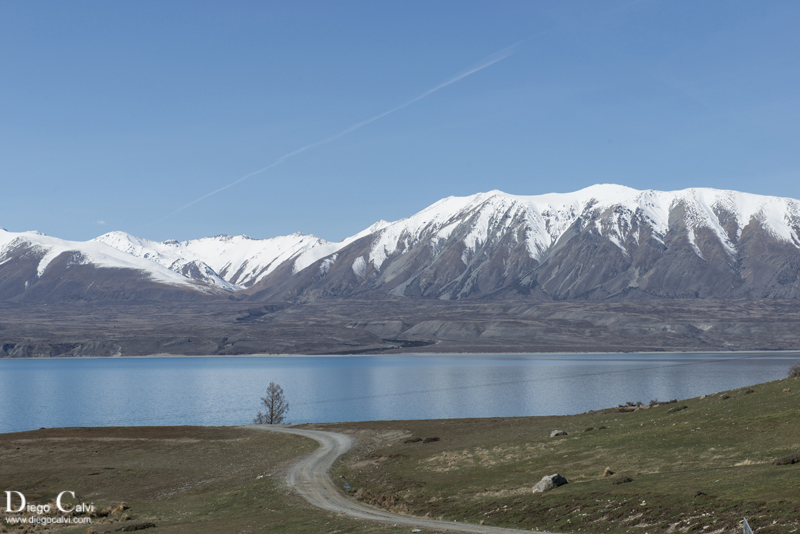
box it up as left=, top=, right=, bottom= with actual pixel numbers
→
left=1, top=352, right=796, bottom=433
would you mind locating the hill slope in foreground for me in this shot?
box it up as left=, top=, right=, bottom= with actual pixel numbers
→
left=322, top=374, right=800, bottom=534
left=2, top=375, right=798, bottom=534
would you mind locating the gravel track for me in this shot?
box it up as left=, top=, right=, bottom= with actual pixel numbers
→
left=254, top=425, right=555, bottom=534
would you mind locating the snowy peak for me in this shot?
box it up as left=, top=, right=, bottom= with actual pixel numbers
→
left=3, top=184, right=800, bottom=303
left=363, top=186, right=647, bottom=272
left=0, top=228, right=207, bottom=295
left=260, top=184, right=800, bottom=301
left=93, top=231, right=334, bottom=289
left=365, top=185, right=800, bottom=264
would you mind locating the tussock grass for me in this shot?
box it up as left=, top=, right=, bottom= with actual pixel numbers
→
left=324, top=376, right=800, bottom=534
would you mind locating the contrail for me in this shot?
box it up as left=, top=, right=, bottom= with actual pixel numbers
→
left=155, top=43, right=519, bottom=223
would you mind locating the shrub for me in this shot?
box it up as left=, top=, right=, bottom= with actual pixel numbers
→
left=789, top=361, right=800, bottom=378
left=773, top=453, right=800, bottom=465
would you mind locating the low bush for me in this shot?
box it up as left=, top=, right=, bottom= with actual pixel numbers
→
left=773, top=453, right=800, bottom=465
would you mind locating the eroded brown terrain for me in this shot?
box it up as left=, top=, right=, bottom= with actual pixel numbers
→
left=2, top=298, right=799, bottom=357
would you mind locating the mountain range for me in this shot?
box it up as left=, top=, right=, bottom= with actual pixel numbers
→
left=3, top=184, right=800, bottom=303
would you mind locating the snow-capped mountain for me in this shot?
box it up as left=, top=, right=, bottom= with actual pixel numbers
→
left=0, top=228, right=216, bottom=301
left=92, top=220, right=390, bottom=291
left=3, top=185, right=800, bottom=303
left=243, top=184, right=800, bottom=301
left=91, top=231, right=322, bottom=291
left=365, top=184, right=800, bottom=268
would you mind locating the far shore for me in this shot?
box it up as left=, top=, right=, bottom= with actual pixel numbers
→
left=3, top=348, right=800, bottom=360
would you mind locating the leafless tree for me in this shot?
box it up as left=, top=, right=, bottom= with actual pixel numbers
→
left=789, top=361, right=800, bottom=378
left=254, top=382, right=289, bottom=424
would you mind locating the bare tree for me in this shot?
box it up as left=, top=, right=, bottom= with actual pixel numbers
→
left=254, top=382, right=289, bottom=424
left=789, top=361, right=800, bottom=378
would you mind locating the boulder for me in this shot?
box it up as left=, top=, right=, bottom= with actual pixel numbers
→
left=532, top=474, right=569, bottom=493
left=550, top=430, right=568, bottom=437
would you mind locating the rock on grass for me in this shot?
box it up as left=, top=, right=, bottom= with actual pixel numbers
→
left=532, top=474, right=569, bottom=493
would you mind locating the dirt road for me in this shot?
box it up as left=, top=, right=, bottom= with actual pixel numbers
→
left=254, top=425, right=554, bottom=534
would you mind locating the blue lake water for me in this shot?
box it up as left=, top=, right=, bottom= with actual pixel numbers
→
left=1, top=352, right=797, bottom=434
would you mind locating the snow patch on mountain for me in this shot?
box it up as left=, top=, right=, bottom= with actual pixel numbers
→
left=319, top=254, right=337, bottom=276
left=352, top=256, right=367, bottom=279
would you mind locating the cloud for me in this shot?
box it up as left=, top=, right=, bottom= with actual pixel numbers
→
left=155, top=43, right=520, bottom=224
left=96, top=220, right=107, bottom=225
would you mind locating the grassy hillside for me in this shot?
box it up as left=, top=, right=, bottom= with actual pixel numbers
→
left=0, top=426, right=406, bottom=534
left=324, top=375, right=800, bottom=534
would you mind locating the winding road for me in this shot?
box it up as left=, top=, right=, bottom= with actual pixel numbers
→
left=254, top=425, right=553, bottom=534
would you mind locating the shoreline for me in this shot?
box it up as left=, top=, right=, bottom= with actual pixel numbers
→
left=2, top=374, right=792, bottom=436
left=2, top=372, right=793, bottom=436
left=2, top=348, right=800, bottom=360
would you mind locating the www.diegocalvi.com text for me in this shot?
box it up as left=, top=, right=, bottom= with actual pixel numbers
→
left=4, top=491, right=94, bottom=526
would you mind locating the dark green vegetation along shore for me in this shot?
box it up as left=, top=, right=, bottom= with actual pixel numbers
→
left=2, top=375, right=798, bottom=534
left=322, top=375, right=800, bottom=534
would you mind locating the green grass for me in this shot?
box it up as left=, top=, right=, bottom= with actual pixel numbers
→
left=325, top=376, right=800, bottom=534
left=0, top=427, right=410, bottom=534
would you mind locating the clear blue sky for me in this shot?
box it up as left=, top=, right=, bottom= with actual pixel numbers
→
left=2, top=1, right=799, bottom=242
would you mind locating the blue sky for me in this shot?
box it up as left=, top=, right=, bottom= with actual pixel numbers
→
left=2, top=1, right=799, bottom=242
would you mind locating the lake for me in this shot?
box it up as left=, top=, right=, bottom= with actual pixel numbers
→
left=1, top=352, right=797, bottom=434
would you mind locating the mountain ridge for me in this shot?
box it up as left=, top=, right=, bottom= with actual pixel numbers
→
left=3, top=184, right=800, bottom=303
